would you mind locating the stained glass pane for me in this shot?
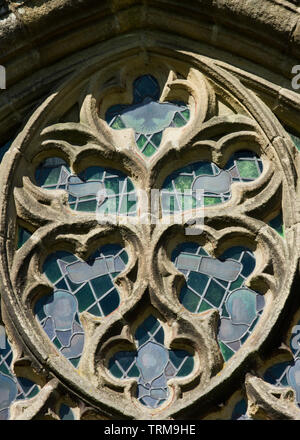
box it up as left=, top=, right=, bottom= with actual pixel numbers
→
left=35, top=245, right=128, bottom=366
left=109, top=316, right=194, bottom=408
left=17, top=226, right=32, bottom=249
left=172, top=244, right=265, bottom=360
left=0, top=325, right=39, bottom=420
left=264, top=320, right=300, bottom=406
left=161, top=152, right=263, bottom=214
left=269, top=212, right=284, bottom=237
left=106, top=75, right=190, bottom=157
left=35, top=161, right=137, bottom=217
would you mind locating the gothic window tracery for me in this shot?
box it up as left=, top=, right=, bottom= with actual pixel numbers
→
left=0, top=47, right=299, bottom=421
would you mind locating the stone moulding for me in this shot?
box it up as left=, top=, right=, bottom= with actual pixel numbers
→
left=0, top=40, right=299, bottom=419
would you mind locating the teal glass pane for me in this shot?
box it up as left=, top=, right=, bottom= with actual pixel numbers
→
left=172, top=243, right=265, bottom=361
left=269, top=212, right=284, bottom=237
left=231, top=399, right=250, bottom=420
left=106, top=75, right=190, bottom=158
left=285, top=127, right=300, bottom=151
left=0, top=325, right=39, bottom=420
left=17, top=226, right=32, bottom=249
left=59, top=404, right=75, bottom=420
left=35, top=245, right=128, bottom=365
left=36, top=163, right=137, bottom=216
left=0, top=140, right=12, bottom=164
left=109, top=316, right=194, bottom=408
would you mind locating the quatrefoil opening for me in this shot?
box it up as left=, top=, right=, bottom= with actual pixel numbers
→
left=105, top=75, right=190, bottom=157
left=161, top=150, right=263, bottom=212
left=172, top=244, right=265, bottom=360
left=34, top=244, right=128, bottom=366
left=108, top=315, right=194, bottom=409
left=35, top=160, right=138, bottom=215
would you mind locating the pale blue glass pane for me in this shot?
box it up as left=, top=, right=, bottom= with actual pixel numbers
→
left=173, top=243, right=264, bottom=360
left=35, top=245, right=128, bottom=365
left=192, top=170, right=231, bottom=194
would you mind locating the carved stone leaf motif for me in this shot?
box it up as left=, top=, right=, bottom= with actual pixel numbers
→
left=0, top=52, right=298, bottom=419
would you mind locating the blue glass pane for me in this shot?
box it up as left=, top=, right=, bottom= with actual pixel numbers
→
left=173, top=243, right=264, bottom=360
left=106, top=75, right=190, bottom=157
left=35, top=245, right=128, bottom=365
left=109, top=316, right=194, bottom=408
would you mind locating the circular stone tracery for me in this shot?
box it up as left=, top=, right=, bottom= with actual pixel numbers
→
left=0, top=51, right=298, bottom=419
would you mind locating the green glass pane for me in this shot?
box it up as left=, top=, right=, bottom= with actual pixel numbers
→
left=75, top=283, right=95, bottom=312
left=40, top=167, right=62, bottom=186
left=188, top=272, right=209, bottom=294
left=27, top=386, right=39, bottom=399
left=151, top=132, right=163, bottom=147
left=69, top=357, right=80, bottom=367
left=198, top=300, right=212, bottom=313
left=169, top=350, right=187, bottom=369
left=221, top=303, right=229, bottom=317
left=53, top=338, right=62, bottom=349
left=100, top=289, right=120, bottom=315
left=127, top=179, right=134, bottom=192
left=269, top=213, right=284, bottom=237
left=120, top=251, right=129, bottom=265
left=83, top=167, right=104, bottom=181
left=142, top=143, right=156, bottom=157
left=111, top=116, right=126, bottom=130
left=143, top=315, right=160, bottom=335
left=17, top=227, right=32, bottom=249
left=230, top=275, right=245, bottom=290
left=91, top=275, right=114, bottom=299
left=289, top=133, right=300, bottom=151
left=219, top=340, right=234, bottom=361
left=105, top=178, right=122, bottom=195
left=0, top=363, right=11, bottom=376
left=236, top=160, right=259, bottom=179
left=204, top=279, right=226, bottom=307
left=204, top=196, right=222, bottom=205
left=137, top=135, right=148, bottom=150
left=195, top=162, right=214, bottom=176
left=181, top=109, right=190, bottom=120
left=44, top=262, right=62, bottom=284
left=87, top=304, right=101, bottom=316
left=128, top=364, right=140, bottom=378
left=177, top=356, right=194, bottom=377
left=109, top=361, right=123, bottom=379
left=173, top=112, right=187, bottom=127
left=241, top=253, right=256, bottom=277
left=76, top=200, right=97, bottom=212
left=180, top=285, right=200, bottom=312
left=174, top=175, right=193, bottom=191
